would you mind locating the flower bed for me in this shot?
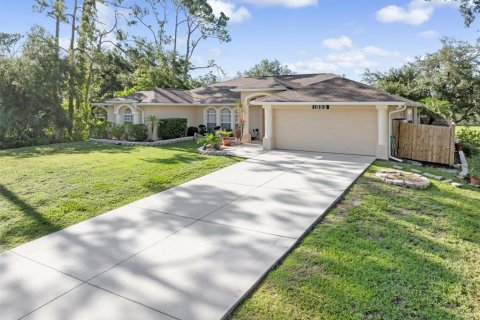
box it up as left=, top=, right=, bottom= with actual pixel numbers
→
left=89, top=136, right=194, bottom=146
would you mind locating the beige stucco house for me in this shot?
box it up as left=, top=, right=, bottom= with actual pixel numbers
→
left=92, top=74, right=421, bottom=160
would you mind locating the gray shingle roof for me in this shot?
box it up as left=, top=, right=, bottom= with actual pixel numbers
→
left=102, top=73, right=420, bottom=106
left=117, top=88, right=194, bottom=104
left=253, top=77, right=422, bottom=107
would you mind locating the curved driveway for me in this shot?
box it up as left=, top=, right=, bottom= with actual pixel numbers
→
left=1, top=150, right=374, bottom=320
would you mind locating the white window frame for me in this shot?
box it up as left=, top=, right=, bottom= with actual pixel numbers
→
left=220, top=108, right=232, bottom=130
left=124, top=107, right=133, bottom=124
left=206, top=108, right=217, bottom=130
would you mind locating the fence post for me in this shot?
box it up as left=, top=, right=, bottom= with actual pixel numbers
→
left=450, top=124, right=456, bottom=166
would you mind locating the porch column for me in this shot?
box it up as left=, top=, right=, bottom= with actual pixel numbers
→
left=263, top=105, right=273, bottom=150
left=241, top=97, right=251, bottom=142
left=375, top=105, right=389, bottom=160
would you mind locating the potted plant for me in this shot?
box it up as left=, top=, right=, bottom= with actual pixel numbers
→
left=469, top=157, right=480, bottom=186
left=218, top=130, right=233, bottom=146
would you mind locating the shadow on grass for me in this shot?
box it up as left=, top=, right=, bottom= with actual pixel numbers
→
left=0, top=184, right=60, bottom=251
left=230, top=165, right=479, bottom=320
left=0, top=141, right=200, bottom=159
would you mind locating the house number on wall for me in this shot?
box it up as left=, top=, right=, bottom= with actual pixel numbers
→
left=312, top=105, right=330, bottom=110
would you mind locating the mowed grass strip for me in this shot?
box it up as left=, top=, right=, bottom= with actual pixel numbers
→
left=0, top=141, right=240, bottom=251
left=231, top=161, right=480, bottom=320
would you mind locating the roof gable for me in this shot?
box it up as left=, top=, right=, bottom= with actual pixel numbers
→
left=252, top=77, right=421, bottom=106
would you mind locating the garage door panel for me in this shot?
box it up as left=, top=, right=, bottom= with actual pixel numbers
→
left=273, top=108, right=377, bottom=156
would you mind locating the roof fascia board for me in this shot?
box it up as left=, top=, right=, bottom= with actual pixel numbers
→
left=250, top=101, right=410, bottom=106
left=138, top=102, right=237, bottom=106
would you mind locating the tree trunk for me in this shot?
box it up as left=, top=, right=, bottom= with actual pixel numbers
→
left=67, top=0, right=78, bottom=134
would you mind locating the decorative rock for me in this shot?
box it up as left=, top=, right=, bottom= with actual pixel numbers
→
left=393, top=165, right=403, bottom=170
left=443, top=179, right=453, bottom=183
left=422, top=173, right=443, bottom=180
left=458, top=151, right=469, bottom=178
left=451, top=182, right=463, bottom=188
left=411, top=169, right=422, bottom=173
left=89, top=137, right=195, bottom=146
left=469, top=183, right=480, bottom=188
left=405, top=160, right=422, bottom=166
left=375, top=169, right=430, bottom=189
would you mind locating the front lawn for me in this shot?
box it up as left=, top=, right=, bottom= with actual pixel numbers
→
left=0, top=141, right=240, bottom=251
left=231, top=161, right=480, bottom=320
left=456, top=125, right=480, bottom=134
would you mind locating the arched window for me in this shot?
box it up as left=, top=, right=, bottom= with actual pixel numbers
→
left=124, top=107, right=133, bottom=124
left=206, top=108, right=217, bottom=130
left=220, top=108, right=232, bottom=130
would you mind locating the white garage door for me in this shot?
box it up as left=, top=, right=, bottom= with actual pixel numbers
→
left=273, top=107, right=377, bottom=156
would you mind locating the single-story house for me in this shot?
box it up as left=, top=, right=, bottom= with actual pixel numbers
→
left=92, top=73, right=421, bottom=160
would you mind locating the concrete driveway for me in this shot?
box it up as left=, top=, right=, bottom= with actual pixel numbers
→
left=1, top=151, right=374, bottom=320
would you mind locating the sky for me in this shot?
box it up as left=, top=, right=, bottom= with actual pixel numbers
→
left=0, top=0, right=478, bottom=81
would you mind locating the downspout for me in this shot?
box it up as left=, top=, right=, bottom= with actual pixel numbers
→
left=389, top=104, right=407, bottom=162
left=134, top=102, right=144, bottom=124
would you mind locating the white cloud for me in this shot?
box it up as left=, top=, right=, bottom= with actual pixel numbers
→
left=326, top=50, right=376, bottom=69
left=289, top=39, right=400, bottom=74
left=239, top=0, right=317, bottom=8
left=288, top=58, right=338, bottom=73
left=418, top=29, right=438, bottom=38
left=363, top=45, right=399, bottom=57
left=210, top=48, right=223, bottom=56
left=376, top=0, right=454, bottom=25
left=208, top=0, right=251, bottom=23
left=322, top=36, right=353, bottom=51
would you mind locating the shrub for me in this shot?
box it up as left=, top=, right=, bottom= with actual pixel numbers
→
left=463, top=142, right=479, bottom=157
left=111, top=124, right=126, bottom=140
left=125, top=124, right=148, bottom=141
left=217, top=129, right=233, bottom=138
left=458, top=128, right=480, bottom=148
left=187, top=126, right=199, bottom=136
left=467, top=154, right=480, bottom=177
left=198, top=124, right=207, bottom=135
left=196, top=132, right=222, bottom=150
left=90, top=121, right=112, bottom=139
left=158, top=118, right=188, bottom=140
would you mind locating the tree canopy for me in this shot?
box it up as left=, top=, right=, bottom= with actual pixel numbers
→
left=0, top=0, right=232, bottom=148
left=363, top=39, right=480, bottom=123
left=238, top=59, right=295, bottom=77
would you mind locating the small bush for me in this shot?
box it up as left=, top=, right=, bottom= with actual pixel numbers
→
left=196, top=132, right=222, bottom=150
left=187, top=126, right=199, bottom=136
left=158, top=118, right=188, bottom=140
left=458, top=128, right=480, bottom=148
left=90, top=121, right=113, bottom=139
left=198, top=124, right=207, bottom=135
left=463, top=142, right=479, bottom=157
left=125, top=124, right=148, bottom=141
left=111, top=124, right=126, bottom=140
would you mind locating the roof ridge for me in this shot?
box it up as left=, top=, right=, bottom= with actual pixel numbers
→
left=239, top=73, right=336, bottom=79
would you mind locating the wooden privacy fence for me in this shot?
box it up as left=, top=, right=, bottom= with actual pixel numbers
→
left=393, top=121, right=455, bottom=165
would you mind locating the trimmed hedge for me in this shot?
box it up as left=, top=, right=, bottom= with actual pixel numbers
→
left=158, top=118, right=188, bottom=140
left=111, top=124, right=126, bottom=140
left=125, top=124, right=148, bottom=141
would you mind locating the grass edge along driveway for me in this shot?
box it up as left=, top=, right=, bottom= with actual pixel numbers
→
left=231, top=161, right=480, bottom=320
left=0, top=141, right=241, bottom=251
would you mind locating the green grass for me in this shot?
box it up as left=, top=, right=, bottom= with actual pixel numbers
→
left=0, top=141, right=240, bottom=251
left=456, top=125, right=480, bottom=134
left=231, top=161, right=480, bottom=320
